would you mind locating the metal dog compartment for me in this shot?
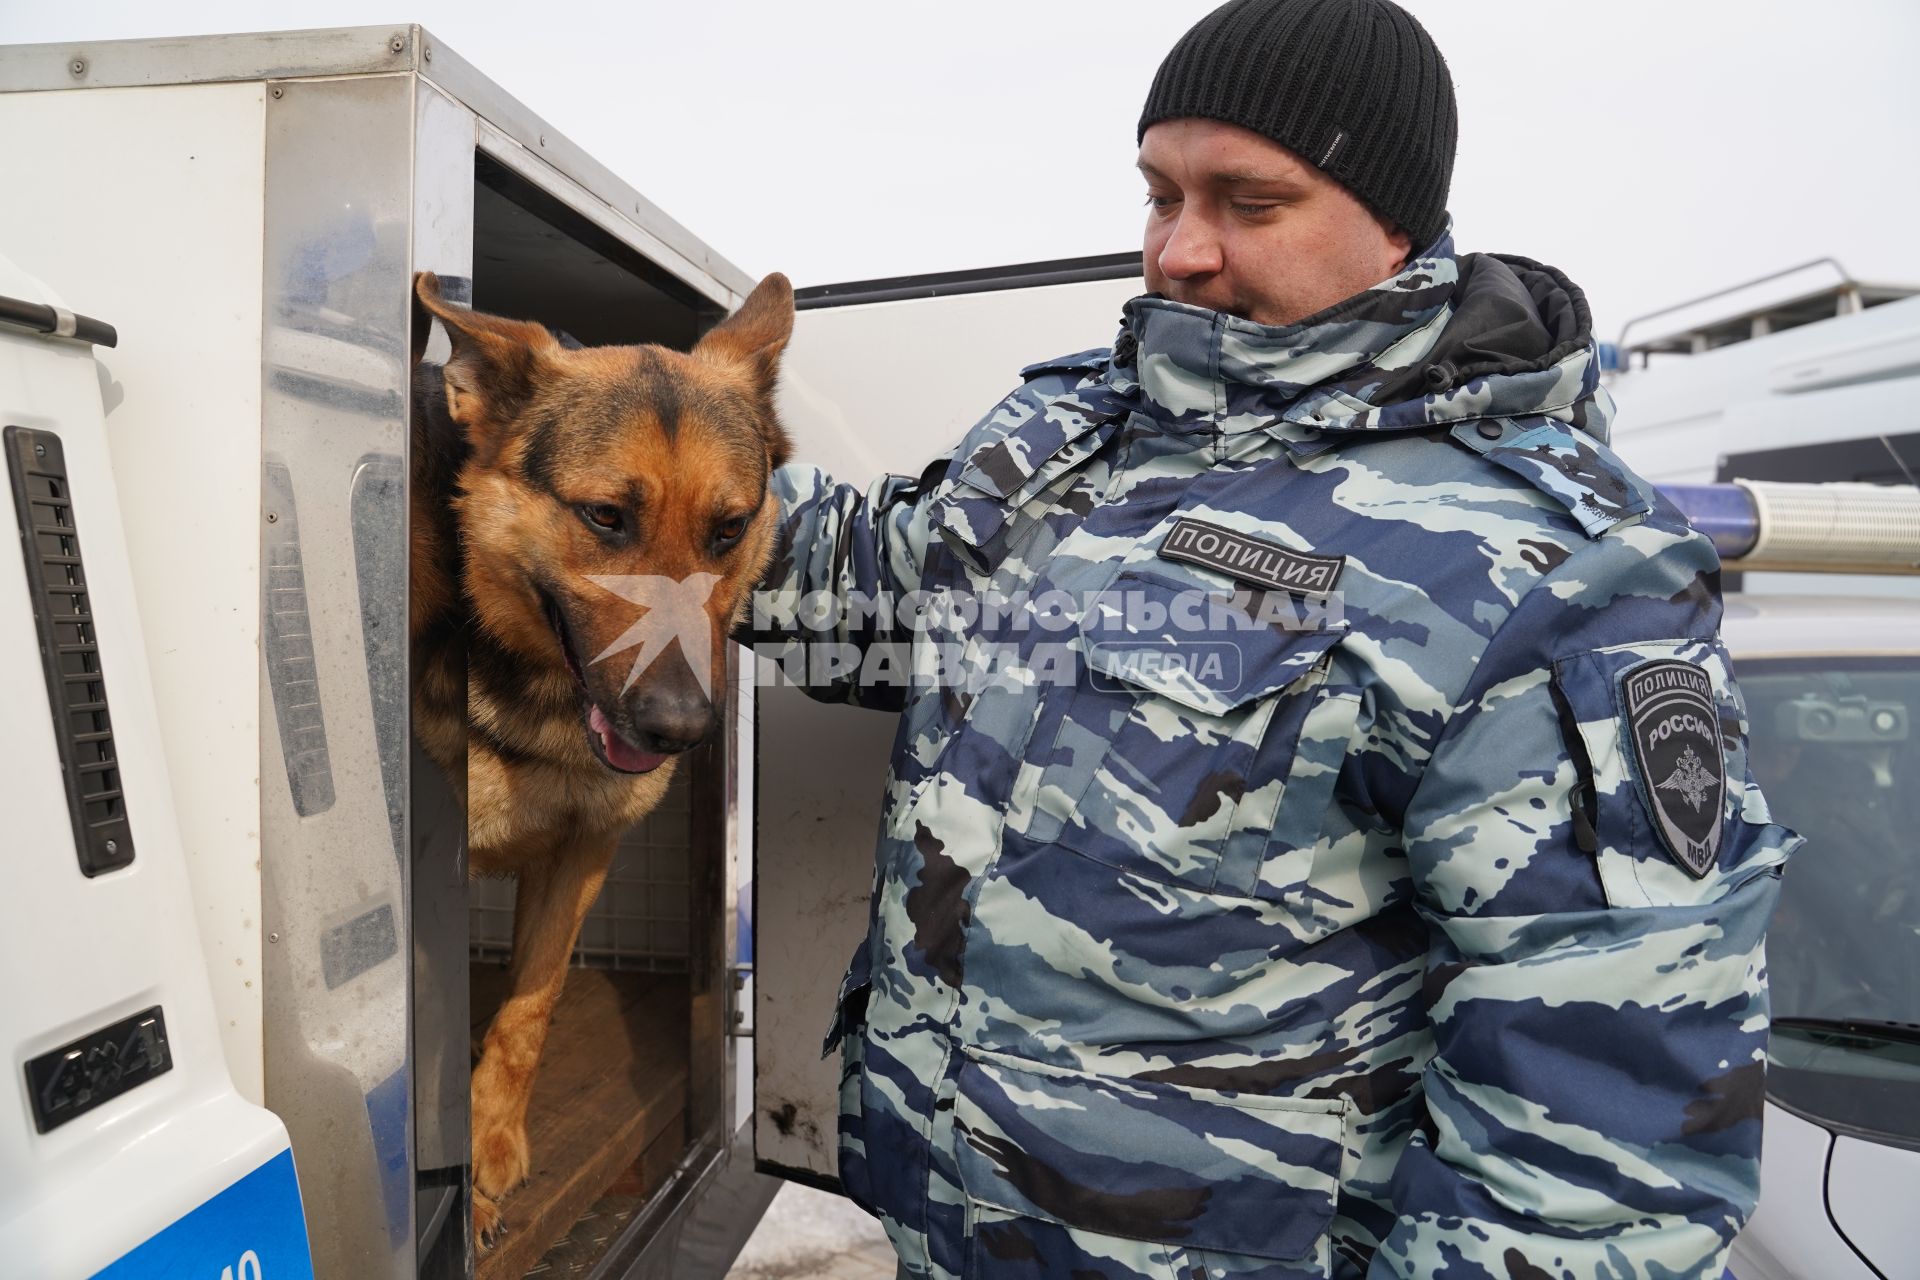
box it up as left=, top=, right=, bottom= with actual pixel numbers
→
left=0, top=26, right=768, bottom=1280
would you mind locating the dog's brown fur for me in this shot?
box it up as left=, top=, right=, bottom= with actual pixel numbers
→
left=409, top=272, right=793, bottom=1245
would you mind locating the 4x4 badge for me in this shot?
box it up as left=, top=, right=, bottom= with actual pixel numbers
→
left=1622, top=659, right=1725, bottom=878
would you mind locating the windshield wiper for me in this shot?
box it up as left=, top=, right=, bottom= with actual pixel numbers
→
left=1773, top=1017, right=1920, bottom=1047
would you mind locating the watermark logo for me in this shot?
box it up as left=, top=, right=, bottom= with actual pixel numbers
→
left=1088, top=641, right=1241, bottom=695
left=584, top=573, right=721, bottom=699
left=575, top=572, right=1341, bottom=699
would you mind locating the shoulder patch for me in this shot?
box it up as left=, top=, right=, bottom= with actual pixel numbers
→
left=1019, top=347, right=1111, bottom=383
left=1452, top=419, right=1652, bottom=538
left=1621, top=658, right=1725, bottom=878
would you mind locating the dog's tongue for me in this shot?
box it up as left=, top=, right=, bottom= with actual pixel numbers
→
left=589, top=704, right=669, bottom=774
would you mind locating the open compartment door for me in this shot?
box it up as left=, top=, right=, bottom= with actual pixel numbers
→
left=753, top=256, right=1144, bottom=1185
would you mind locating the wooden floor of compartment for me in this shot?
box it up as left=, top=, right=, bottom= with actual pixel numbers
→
left=470, top=963, right=690, bottom=1280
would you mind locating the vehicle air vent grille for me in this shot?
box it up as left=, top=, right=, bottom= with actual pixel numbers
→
left=262, top=457, right=336, bottom=815
left=4, top=425, right=135, bottom=876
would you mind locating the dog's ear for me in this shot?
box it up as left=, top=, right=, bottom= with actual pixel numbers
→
left=695, top=272, right=794, bottom=389
left=415, top=272, right=559, bottom=454
left=694, top=272, right=794, bottom=470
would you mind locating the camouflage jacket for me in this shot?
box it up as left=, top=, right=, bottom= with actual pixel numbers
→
left=750, top=237, right=1800, bottom=1280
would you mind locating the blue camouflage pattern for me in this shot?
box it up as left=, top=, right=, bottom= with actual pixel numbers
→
left=747, top=234, right=1800, bottom=1280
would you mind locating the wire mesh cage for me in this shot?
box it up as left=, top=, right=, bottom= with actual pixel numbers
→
left=468, top=768, right=694, bottom=972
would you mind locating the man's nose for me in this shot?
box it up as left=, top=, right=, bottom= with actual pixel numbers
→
left=1156, top=210, right=1223, bottom=279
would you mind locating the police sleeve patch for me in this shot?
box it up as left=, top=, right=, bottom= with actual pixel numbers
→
left=1621, top=658, right=1725, bottom=877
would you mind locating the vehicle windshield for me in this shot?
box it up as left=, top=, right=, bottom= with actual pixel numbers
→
left=1744, top=655, right=1920, bottom=1148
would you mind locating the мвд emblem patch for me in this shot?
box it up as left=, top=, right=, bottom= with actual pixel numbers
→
left=1622, top=659, right=1725, bottom=878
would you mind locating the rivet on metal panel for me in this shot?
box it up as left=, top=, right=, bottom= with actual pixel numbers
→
left=270, top=85, right=284, bottom=99
left=423, top=46, right=433, bottom=63
left=269, top=932, right=279, bottom=944
left=389, top=34, right=406, bottom=54
left=266, top=511, right=278, bottom=523
left=539, top=134, right=548, bottom=147
left=68, top=58, right=86, bottom=77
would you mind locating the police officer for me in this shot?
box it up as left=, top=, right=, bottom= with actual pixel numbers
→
left=749, top=1, right=1800, bottom=1276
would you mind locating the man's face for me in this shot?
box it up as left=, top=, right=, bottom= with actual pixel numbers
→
left=1139, top=119, right=1414, bottom=327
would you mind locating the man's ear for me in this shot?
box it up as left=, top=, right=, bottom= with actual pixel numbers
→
left=694, top=273, right=794, bottom=469
left=1378, top=219, right=1415, bottom=277
left=414, top=272, right=558, bottom=457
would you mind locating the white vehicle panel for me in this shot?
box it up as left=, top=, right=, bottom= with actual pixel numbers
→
left=1826, top=1133, right=1920, bottom=1277
left=1608, top=294, right=1920, bottom=485
left=0, top=82, right=270, bottom=1103
left=778, top=278, right=1143, bottom=480
left=0, top=260, right=301, bottom=1277
left=1720, top=594, right=1920, bottom=657
left=1729, top=1106, right=1876, bottom=1280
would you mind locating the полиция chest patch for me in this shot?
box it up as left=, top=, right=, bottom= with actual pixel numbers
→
left=1621, top=658, right=1726, bottom=878
left=1157, top=517, right=1344, bottom=597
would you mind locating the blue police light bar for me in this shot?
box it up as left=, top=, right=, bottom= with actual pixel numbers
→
left=1658, top=484, right=1761, bottom=559
left=1656, top=481, right=1920, bottom=574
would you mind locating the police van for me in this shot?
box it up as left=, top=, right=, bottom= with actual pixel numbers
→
left=2, top=24, right=1915, bottom=1280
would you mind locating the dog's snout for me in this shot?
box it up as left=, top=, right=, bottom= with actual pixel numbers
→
left=626, top=651, right=715, bottom=755
left=629, top=685, right=714, bottom=754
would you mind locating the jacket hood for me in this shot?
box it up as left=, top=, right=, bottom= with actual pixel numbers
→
left=1111, top=232, right=1614, bottom=444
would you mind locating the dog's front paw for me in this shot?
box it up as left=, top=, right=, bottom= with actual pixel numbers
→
left=473, top=1188, right=506, bottom=1251
left=473, top=1113, right=532, bottom=1199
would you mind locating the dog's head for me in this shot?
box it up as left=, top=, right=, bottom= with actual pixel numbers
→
left=416, top=272, right=793, bottom=776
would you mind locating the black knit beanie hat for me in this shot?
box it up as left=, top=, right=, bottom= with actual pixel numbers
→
left=1138, top=0, right=1457, bottom=250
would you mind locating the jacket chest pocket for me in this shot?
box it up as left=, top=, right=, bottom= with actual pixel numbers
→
left=1023, top=569, right=1359, bottom=903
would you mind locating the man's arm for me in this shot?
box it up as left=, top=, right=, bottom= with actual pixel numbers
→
left=1371, top=528, right=1800, bottom=1279
left=738, top=455, right=951, bottom=710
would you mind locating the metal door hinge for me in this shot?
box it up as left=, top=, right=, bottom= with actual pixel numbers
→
left=728, top=962, right=754, bottom=1038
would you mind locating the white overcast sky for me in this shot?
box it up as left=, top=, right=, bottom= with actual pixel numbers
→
left=5, top=1, right=1917, bottom=340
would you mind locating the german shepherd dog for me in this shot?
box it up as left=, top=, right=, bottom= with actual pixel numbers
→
left=410, top=271, right=793, bottom=1244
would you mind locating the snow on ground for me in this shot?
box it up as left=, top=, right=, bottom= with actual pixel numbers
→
left=725, top=1182, right=897, bottom=1280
